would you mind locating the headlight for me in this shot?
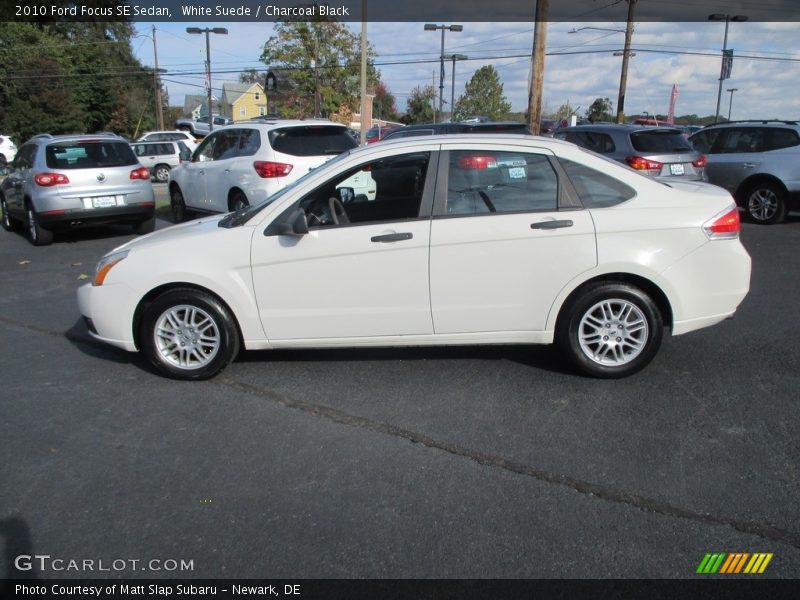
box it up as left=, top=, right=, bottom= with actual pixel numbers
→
left=92, top=250, right=129, bottom=286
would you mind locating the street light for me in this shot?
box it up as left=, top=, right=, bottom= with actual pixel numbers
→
left=444, top=53, right=467, bottom=121
left=708, top=13, right=748, bottom=123
left=424, top=23, right=463, bottom=119
left=726, top=87, right=739, bottom=121
left=186, top=27, right=228, bottom=132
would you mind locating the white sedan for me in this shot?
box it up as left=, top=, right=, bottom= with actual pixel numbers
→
left=77, top=135, right=751, bottom=380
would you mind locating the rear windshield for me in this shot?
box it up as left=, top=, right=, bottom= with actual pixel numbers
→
left=467, top=123, right=530, bottom=134
left=269, top=126, right=357, bottom=157
left=630, top=130, right=693, bottom=153
left=46, top=141, right=138, bottom=169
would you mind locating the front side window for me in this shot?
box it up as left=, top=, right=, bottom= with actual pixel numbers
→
left=446, top=150, right=558, bottom=215
left=297, top=152, right=431, bottom=228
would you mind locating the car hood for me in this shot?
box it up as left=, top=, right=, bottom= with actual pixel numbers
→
left=109, top=214, right=231, bottom=254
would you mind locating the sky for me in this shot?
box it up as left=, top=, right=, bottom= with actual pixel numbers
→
left=131, top=20, right=800, bottom=121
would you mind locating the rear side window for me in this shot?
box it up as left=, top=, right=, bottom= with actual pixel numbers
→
left=559, top=158, right=636, bottom=208
left=45, top=141, right=137, bottom=169
left=570, top=131, right=616, bottom=154
left=269, top=126, right=357, bottom=157
left=14, top=144, right=37, bottom=169
left=630, top=130, right=693, bottom=153
left=688, top=129, right=720, bottom=154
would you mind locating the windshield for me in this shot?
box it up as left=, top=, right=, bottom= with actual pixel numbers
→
left=219, top=149, right=355, bottom=227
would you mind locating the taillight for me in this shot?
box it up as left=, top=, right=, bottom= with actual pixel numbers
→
left=625, top=156, right=663, bottom=172
left=692, top=155, right=708, bottom=168
left=457, top=155, right=497, bottom=170
left=253, top=161, right=293, bottom=178
left=703, top=205, right=740, bottom=240
left=130, top=167, right=151, bottom=180
left=34, top=172, right=70, bottom=186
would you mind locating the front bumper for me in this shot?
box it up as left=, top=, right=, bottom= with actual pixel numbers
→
left=77, top=282, right=140, bottom=352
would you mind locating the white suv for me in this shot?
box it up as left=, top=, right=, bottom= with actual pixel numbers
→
left=168, top=120, right=358, bottom=222
left=0, top=134, right=17, bottom=165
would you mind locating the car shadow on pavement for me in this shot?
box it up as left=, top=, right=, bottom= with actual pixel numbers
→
left=64, top=318, right=140, bottom=366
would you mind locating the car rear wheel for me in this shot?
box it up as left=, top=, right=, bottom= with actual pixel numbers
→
left=229, top=190, right=249, bottom=212
left=557, top=283, right=663, bottom=378
left=154, top=164, right=171, bottom=183
left=140, top=289, right=240, bottom=380
left=170, top=186, right=187, bottom=223
left=744, top=182, right=787, bottom=225
left=26, top=204, right=53, bottom=246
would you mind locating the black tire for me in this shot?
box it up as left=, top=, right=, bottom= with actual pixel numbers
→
left=743, top=181, right=787, bottom=225
left=26, top=204, right=53, bottom=246
left=556, top=283, right=663, bottom=378
left=170, top=185, right=187, bottom=223
left=154, top=164, right=171, bottom=183
left=139, top=288, right=240, bottom=380
left=133, top=214, right=156, bottom=235
left=1, top=196, right=21, bottom=232
left=229, top=190, right=249, bottom=212
left=178, top=126, right=192, bottom=133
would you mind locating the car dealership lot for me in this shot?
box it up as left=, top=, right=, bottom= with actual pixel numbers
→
left=1, top=214, right=798, bottom=579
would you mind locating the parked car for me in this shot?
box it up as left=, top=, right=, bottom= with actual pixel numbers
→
left=365, top=125, right=403, bottom=144
left=137, top=130, right=199, bottom=152
left=168, top=119, right=358, bottom=222
left=78, top=134, right=750, bottom=381
left=554, top=124, right=706, bottom=180
left=0, top=133, right=154, bottom=245
left=382, top=121, right=530, bottom=141
left=130, top=140, right=193, bottom=182
left=174, top=115, right=233, bottom=138
left=689, top=120, right=800, bottom=224
left=0, top=135, right=17, bottom=165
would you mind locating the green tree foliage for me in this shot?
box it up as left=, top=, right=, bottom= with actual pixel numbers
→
left=0, top=10, right=157, bottom=143
left=404, top=85, right=436, bottom=124
left=260, top=21, right=378, bottom=119
left=239, top=69, right=264, bottom=85
left=586, top=97, right=614, bottom=122
left=373, top=81, right=398, bottom=121
left=452, top=65, right=511, bottom=122
left=555, top=100, right=575, bottom=119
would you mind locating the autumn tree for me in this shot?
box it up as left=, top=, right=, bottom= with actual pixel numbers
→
left=373, top=81, right=398, bottom=122
left=404, top=85, right=436, bottom=124
left=452, top=65, right=511, bottom=122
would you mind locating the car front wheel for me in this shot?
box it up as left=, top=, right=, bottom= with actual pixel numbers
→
left=140, top=289, right=240, bottom=380
left=557, top=283, right=663, bottom=378
left=1, top=196, right=20, bottom=232
left=744, top=182, right=787, bottom=224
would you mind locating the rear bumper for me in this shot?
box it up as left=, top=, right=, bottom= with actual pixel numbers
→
left=37, top=203, right=154, bottom=228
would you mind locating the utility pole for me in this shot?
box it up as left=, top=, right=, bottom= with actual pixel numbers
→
left=152, top=25, right=164, bottom=130
left=359, top=0, right=368, bottom=144
left=616, top=0, right=637, bottom=124
left=186, top=27, right=228, bottom=132
left=527, top=0, right=549, bottom=136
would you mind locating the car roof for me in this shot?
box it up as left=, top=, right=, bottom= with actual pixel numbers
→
left=231, top=118, right=347, bottom=130
left=558, top=124, right=682, bottom=133
left=699, top=120, right=800, bottom=130
left=26, top=133, right=128, bottom=145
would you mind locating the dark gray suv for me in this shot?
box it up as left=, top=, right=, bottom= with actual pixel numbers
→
left=689, top=121, right=800, bottom=224
left=554, top=124, right=706, bottom=181
left=0, top=133, right=155, bottom=245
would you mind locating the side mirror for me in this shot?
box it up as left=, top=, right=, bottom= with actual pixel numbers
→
left=272, top=208, right=308, bottom=236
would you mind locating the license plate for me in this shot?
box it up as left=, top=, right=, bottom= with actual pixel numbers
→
left=669, top=163, right=685, bottom=176
left=508, top=167, right=526, bottom=179
left=91, top=196, right=117, bottom=208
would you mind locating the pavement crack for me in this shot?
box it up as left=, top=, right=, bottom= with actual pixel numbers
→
left=218, top=376, right=800, bottom=551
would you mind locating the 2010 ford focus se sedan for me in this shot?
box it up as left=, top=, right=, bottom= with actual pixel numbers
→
left=77, top=135, right=751, bottom=380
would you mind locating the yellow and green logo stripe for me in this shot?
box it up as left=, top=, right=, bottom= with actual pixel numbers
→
left=696, top=552, right=773, bottom=574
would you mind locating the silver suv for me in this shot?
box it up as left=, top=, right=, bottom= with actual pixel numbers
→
left=168, top=119, right=357, bottom=222
left=0, top=133, right=155, bottom=245
left=689, top=121, right=800, bottom=224
left=554, top=124, right=706, bottom=181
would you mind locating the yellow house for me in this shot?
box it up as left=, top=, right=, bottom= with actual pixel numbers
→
left=221, top=82, right=268, bottom=122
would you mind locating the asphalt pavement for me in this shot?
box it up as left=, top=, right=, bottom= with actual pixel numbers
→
left=1, top=198, right=798, bottom=580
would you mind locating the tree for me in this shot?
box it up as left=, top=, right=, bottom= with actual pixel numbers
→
left=452, top=66, right=511, bottom=122
left=239, top=69, right=264, bottom=85
left=260, top=20, right=378, bottom=119
left=586, top=97, right=614, bottom=122
left=373, top=81, right=398, bottom=122
left=404, top=85, right=436, bottom=124
left=555, top=100, right=575, bottom=119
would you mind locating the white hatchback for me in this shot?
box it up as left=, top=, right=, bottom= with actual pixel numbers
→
left=167, top=120, right=358, bottom=222
left=78, top=135, right=751, bottom=380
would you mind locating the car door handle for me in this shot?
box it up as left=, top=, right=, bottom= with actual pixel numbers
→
left=371, top=232, right=413, bottom=243
left=531, top=219, right=573, bottom=230
left=743, top=163, right=757, bottom=169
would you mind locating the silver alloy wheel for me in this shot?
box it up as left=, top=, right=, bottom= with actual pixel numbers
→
left=748, top=188, right=778, bottom=222
left=154, top=304, right=221, bottom=370
left=155, top=166, right=170, bottom=182
left=577, top=299, right=648, bottom=366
